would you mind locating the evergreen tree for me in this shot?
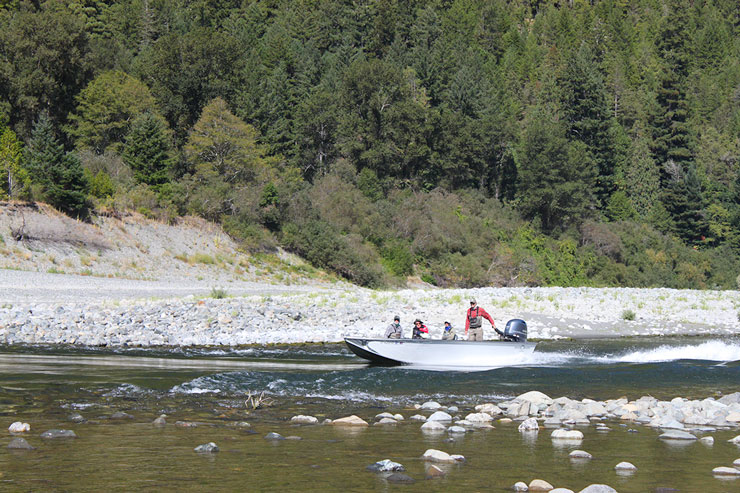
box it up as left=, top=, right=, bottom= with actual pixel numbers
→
left=624, top=129, right=660, bottom=219
left=660, top=161, right=708, bottom=245
left=24, top=113, right=89, bottom=218
left=122, top=112, right=173, bottom=187
left=559, top=43, right=616, bottom=208
left=0, top=125, right=28, bottom=198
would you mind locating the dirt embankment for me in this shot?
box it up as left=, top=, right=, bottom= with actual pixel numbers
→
left=0, top=201, right=331, bottom=286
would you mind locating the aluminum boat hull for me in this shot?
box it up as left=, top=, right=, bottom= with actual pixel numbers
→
left=344, top=337, right=536, bottom=367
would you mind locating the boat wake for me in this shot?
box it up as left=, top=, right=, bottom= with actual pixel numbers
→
left=604, top=340, right=740, bottom=363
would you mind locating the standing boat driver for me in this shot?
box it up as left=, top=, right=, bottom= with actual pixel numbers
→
left=412, top=319, right=429, bottom=339
left=465, top=299, right=497, bottom=341
left=385, top=315, right=403, bottom=339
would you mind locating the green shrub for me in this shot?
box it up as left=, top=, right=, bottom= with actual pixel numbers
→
left=210, top=287, right=228, bottom=299
left=622, top=309, right=636, bottom=321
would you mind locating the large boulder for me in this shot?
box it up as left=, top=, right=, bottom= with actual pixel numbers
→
left=659, top=430, right=697, bottom=440
left=420, top=401, right=442, bottom=410
left=518, top=391, right=553, bottom=407
left=578, top=485, right=617, bottom=493
left=518, top=417, right=539, bottom=432
left=475, top=403, right=504, bottom=415
left=465, top=412, right=493, bottom=423
left=421, top=421, right=446, bottom=432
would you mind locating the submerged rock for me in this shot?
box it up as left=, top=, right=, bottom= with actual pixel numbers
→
left=447, top=425, right=466, bottom=434
left=40, top=429, right=77, bottom=439
left=727, top=435, right=740, bottom=444
left=699, top=436, right=714, bottom=445
left=386, top=472, right=415, bottom=484
left=550, top=489, right=574, bottom=493
left=194, top=442, right=219, bottom=453
left=68, top=413, right=85, bottom=423
left=8, top=422, right=30, bottom=433
left=366, top=459, right=405, bottom=472
left=8, top=437, right=34, bottom=450
left=111, top=411, right=134, bottom=420
left=712, top=466, right=740, bottom=476
left=410, top=414, right=427, bottom=422
left=513, top=482, right=529, bottom=491
left=426, top=464, right=445, bottom=478
left=152, top=415, right=166, bottom=426
left=291, top=415, right=319, bottom=425
left=374, top=418, right=397, bottom=425
left=264, top=432, right=284, bottom=440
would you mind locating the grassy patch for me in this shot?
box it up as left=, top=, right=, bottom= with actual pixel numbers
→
left=210, top=287, right=228, bottom=299
left=622, top=309, right=636, bottom=321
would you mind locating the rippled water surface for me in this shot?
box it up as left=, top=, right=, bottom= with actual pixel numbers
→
left=1, top=337, right=739, bottom=491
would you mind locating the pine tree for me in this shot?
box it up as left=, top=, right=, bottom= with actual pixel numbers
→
left=25, top=112, right=89, bottom=218
left=0, top=125, right=28, bottom=199
left=123, top=112, right=173, bottom=187
left=624, top=129, right=660, bottom=218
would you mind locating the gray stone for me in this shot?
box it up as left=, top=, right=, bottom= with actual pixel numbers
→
left=422, top=449, right=455, bottom=463
left=386, top=473, right=415, bottom=484
left=447, top=425, right=466, bottom=434
left=366, top=459, right=405, bottom=472
left=614, top=461, right=637, bottom=471
left=551, top=429, right=583, bottom=440
left=152, top=415, right=166, bottom=426
left=425, top=464, right=445, bottom=478
left=8, top=437, right=34, bottom=450
left=427, top=411, right=452, bottom=422
left=569, top=450, right=592, bottom=459
left=264, top=432, right=284, bottom=440
left=550, top=489, right=575, bottom=493
left=712, top=467, right=740, bottom=476
left=513, top=482, right=529, bottom=491
left=194, top=442, right=219, bottom=453
left=110, top=411, right=134, bottom=420
left=421, top=421, right=446, bottom=432
left=40, top=429, right=77, bottom=439
left=528, top=479, right=554, bottom=491
left=518, top=417, right=539, bottom=431
left=659, top=430, right=697, bottom=440
left=420, top=401, right=442, bottom=410
left=68, top=413, right=85, bottom=423
left=291, top=415, right=319, bottom=424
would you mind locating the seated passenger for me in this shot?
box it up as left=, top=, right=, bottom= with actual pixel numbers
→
left=385, top=315, right=403, bottom=339
left=412, top=319, right=429, bottom=339
left=441, top=321, right=457, bottom=340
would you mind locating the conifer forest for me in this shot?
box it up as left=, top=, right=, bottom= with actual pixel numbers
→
left=2, top=0, right=740, bottom=289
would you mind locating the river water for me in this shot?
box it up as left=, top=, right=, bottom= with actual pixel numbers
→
left=1, top=337, right=739, bottom=491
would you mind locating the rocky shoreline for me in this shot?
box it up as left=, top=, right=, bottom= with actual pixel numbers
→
left=0, top=270, right=739, bottom=345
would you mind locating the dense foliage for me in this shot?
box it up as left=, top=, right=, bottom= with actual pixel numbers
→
left=2, top=0, right=740, bottom=289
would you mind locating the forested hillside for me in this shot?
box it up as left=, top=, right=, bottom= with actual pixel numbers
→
left=1, top=0, right=740, bottom=289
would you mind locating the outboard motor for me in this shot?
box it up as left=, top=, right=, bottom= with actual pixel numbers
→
left=502, top=319, right=527, bottom=342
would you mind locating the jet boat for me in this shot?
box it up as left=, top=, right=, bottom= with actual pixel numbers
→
left=345, top=319, right=536, bottom=367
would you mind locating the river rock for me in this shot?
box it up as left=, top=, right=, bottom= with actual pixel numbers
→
left=291, top=415, right=319, bottom=424
left=578, top=486, right=617, bottom=493
left=550, top=489, right=574, bottom=493
left=366, top=459, right=405, bottom=472
left=111, top=411, right=134, bottom=420
left=375, top=412, right=395, bottom=420
left=8, top=437, right=34, bottom=450
left=386, top=472, right=415, bottom=484
left=331, top=415, right=368, bottom=426
left=375, top=418, right=397, bottom=425
left=728, top=435, right=740, bottom=444
left=9, top=422, right=30, bottom=433
left=699, top=436, right=713, bottom=445
left=726, top=412, right=740, bottom=423
left=427, top=411, right=452, bottom=422
left=152, top=415, right=166, bottom=426
left=518, top=391, right=553, bottom=407
left=40, top=429, right=77, bottom=439
left=569, top=450, right=592, bottom=459
left=528, top=479, right=554, bottom=491
left=544, top=417, right=562, bottom=427
left=614, top=461, right=637, bottom=471
left=465, top=412, right=493, bottom=423
left=518, top=417, right=539, bottom=431
left=513, top=482, right=529, bottom=491
left=421, top=421, right=446, bottom=432
left=422, top=449, right=455, bottom=463
left=68, top=413, right=85, bottom=423
left=659, top=430, right=697, bottom=440
left=420, top=401, right=442, bottom=410
left=264, top=432, right=284, bottom=440
left=447, top=425, right=466, bottom=434
left=734, top=458, right=740, bottom=467
left=410, top=414, right=427, bottom=421
left=712, top=466, right=740, bottom=476
left=426, top=464, right=445, bottom=478
left=175, top=421, right=198, bottom=428
left=475, top=403, right=504, bottom=415
left=194, top=442, right=219, bottom=453
left=393, top=414, right=404, bottom=421
left=551, top=429, right=583, bottom=440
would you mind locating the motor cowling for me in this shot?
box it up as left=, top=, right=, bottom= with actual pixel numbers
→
left=503, top=319, right=527, bottom=342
